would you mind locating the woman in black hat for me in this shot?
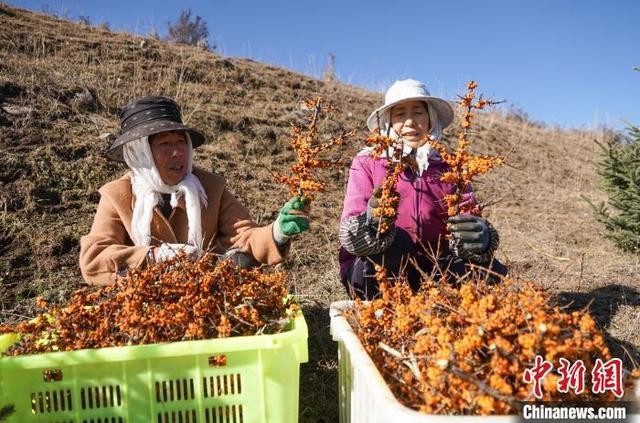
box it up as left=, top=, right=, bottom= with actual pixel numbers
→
left=79, top=96, right=309, bottom=285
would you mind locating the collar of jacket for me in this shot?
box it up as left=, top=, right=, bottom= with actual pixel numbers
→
left=127, top=176, right=189, bottom=212
left=384, top=143, right=441, bottom=175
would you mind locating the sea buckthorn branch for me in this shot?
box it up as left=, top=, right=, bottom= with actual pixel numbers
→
left=275, top=96, right=355, bottom=201
left=0, top=254, right=298, bottom=356
left=365, top=129, right=405, bottom=236
left=379, top=342, right=519, bottom=408
left=376, top=160, right=403, bottom=236
left=429, top=81, right=505, bottom=218
left=365, top=128, right=395, bottom=159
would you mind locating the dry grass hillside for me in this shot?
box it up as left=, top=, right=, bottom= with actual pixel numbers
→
left=1, top=5, right=639, bottom=422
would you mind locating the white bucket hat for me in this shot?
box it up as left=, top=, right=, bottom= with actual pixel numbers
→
left=366, top=79, right=454, bottom=133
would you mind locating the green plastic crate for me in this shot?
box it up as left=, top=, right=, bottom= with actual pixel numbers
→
left=0, top=313, right=308, bottom=423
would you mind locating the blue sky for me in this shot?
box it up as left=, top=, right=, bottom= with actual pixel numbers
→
left=7, top=0, right=640, bottom=130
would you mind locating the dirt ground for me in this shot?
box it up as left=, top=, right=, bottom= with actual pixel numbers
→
left=1, top=5, right=638, bottom=422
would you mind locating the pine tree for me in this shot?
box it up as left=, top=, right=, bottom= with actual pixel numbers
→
left=590, top=125, right=640, bottom=254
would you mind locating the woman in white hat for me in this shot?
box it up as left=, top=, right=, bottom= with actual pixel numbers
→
left=79, top=96, right=309, bottom=285
left=338, top=79, right=506, bottom=299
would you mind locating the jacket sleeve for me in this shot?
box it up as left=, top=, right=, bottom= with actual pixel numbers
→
left=338, top=155, right=396, bottom=255
left=340, top=155, right=374, bottom=221
left=339, top=211, right=396, bottom=256
left=79, top=191, right=151, bottom=286
left=215, top=188, right=286, bottom=265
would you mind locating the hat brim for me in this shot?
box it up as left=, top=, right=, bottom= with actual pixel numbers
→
left=366, top=96, right=454, bottom=133
left=103, top=120, right=205, bottom=163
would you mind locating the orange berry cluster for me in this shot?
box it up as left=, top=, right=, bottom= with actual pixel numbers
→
left=275, top=97, right=355, bottom=201
left=0, top=254, right=297, bottom=356
left=365, top=128, right=395, bottom=158
left=373, top=161, right=403, bottom=234
left=347, top=270, right=638, bottom=415
left=366, top=129, right=406, bottom=235
left=430, top=81, right=505, bottom=217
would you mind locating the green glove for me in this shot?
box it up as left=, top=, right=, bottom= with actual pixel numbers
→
left=274, top=196, right=310, bottom=243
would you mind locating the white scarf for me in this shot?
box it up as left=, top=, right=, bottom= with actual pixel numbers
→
left=123, top=135, right=208, bottom=247
left=358, top=102, right=442, bottom=175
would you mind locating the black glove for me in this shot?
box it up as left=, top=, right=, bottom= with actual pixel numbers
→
left=448, top=215, right=490, bottom=254
left=366, top=186, right=396, bottom=229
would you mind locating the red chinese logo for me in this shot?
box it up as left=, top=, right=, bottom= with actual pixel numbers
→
left=557, top=358, right=586, bottom=394
left=523, top=355, right=553, bottom=399
left=592, top=358, right=623, bottom=398
left=523, top=356, right=624, bottom=398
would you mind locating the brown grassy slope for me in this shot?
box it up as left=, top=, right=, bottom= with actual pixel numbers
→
left=0, top=4, right=638, bottom=421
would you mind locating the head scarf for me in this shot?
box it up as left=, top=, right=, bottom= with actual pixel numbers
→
left=359, top=102, right=442, bottom=175
left=123, top=133, right=208, bottom=247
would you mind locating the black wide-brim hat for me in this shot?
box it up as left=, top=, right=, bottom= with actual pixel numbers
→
left=104, top=95, right=205, bottom=163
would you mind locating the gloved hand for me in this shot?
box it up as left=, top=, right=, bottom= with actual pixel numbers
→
left=273, top=196, right=310, bottom=244
left=366, top=186, right=396, bottom=229
left=448, top=215, right=490, bottom=254
left=155, top=243, right=200, bottom=263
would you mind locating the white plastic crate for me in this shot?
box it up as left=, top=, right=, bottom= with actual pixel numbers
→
left=330, top=300, right=639, bottom=423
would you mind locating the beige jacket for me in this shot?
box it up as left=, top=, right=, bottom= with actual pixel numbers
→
left=79, top=168, right=284, bottom=285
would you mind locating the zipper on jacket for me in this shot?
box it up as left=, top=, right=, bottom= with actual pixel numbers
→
left=415, top=174, right=421, bottom=239
left=408, top=168, right=421, bottom=240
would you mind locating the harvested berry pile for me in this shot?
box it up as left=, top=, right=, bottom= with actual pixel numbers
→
left=0, top=254, right=298, bottom=356
left=346, top=267, right=639, bottom=415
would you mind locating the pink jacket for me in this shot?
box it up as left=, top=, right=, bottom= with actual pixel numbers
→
left=340, top=153, right=476, bottom=255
